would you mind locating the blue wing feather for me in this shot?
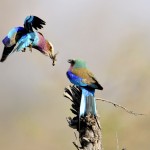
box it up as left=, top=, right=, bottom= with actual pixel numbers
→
left=2, top=27, right=26, bottom=47
left=66, top=71, right=87, bottom=87
left=14, top=32, right=37, bottom=52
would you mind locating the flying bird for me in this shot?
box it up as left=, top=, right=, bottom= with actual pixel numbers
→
left=14, top=32, right=58, bottom=66
left=66, top=59, right=103, bottom=117
left=1, top=15, right=45, bottom=62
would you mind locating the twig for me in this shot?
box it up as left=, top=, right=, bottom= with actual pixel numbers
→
left=96, top=98, right=144, bottom=116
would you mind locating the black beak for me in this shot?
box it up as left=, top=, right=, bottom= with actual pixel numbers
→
left=68, top=59, right=75, bottom=64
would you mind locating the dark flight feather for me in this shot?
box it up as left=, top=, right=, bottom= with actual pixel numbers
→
left=24, top=16, right=46, bottom=32
left=0, top=45, right=15, bottom=62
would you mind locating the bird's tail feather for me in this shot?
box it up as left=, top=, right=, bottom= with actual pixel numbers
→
left=86, top=95, right=96, bottom=115
left=79, top=88, right=96, bottom=117
left=79, top=93, right=86, bottom=117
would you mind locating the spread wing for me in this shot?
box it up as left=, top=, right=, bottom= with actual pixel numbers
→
left=2, top=27, right=27, bottom=47
left=72, top=68, right=103, bottom=90
left=24, top=16, right=46, bottom=32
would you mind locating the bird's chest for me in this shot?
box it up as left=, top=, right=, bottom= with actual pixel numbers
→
left=32, top=33, right=45, bottom=48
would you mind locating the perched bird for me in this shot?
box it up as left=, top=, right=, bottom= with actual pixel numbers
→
left=66, top=59, right=103, bottom=117
left=14, top=32, right=58, bottom=66
left=1, top=15, right=45, bottom=62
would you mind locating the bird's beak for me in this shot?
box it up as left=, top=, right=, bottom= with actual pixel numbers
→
left=68, top=59, right=75, bottom=64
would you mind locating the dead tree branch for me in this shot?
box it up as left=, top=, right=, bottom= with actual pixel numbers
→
left=96, top=98, right=144, bottom=116
left=64, top=85, right=102, bottom=150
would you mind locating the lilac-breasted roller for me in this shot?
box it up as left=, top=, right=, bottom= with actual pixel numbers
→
left=66, top=59, right=103, bottom=117
left=13, top=32, right=58, bottom=66
left=1, top=16, right=45, bottom=62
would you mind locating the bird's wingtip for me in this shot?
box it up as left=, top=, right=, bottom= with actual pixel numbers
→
left=0, top=59, right=4, bottom=62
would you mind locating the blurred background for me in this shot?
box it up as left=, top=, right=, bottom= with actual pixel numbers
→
left=0, top=0, right=150, bottom=149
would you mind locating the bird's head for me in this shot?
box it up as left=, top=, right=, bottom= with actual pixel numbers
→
left=68, top=59, right=87, bottom=68
left=47, top=41, right=58, bottom=66
left=68, top=59, right=75, bottom=65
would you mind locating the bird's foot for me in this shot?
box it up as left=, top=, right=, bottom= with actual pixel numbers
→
left=29, top=45, right=32, bottom=52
